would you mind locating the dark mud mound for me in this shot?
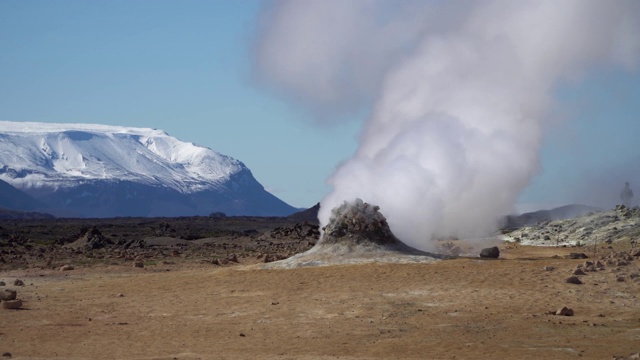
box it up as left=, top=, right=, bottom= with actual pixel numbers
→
left=263, top=199, right=440, bottom=269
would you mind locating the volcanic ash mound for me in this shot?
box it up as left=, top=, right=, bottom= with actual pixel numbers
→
left=263, top=199, right=440, bottom=269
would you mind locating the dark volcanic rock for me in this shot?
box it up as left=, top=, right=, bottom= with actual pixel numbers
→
left=479, top=246, right=500, bottom=259
left=566, top=253, right=588, bottom=259
left=2, top=299, right=22, bottom=309
left=320, top=199, right=397, bottom=246
left=565, top=276, right=583, bottom=284
left=0, top=289, right=17, bottom=301
left=555, top=307, right=574, bottom=316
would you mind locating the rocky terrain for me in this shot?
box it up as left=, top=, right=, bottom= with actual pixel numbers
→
left=0, top=215, right=319, bottom=271
left=1, top=205, right=639, bottom=359
left=503, top=205, right=640, bottom=249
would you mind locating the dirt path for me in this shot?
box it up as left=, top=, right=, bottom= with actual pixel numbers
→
left=1, top=245, right=639, bottom=359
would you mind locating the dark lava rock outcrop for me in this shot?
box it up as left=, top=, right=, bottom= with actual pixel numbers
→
left=263, top=199, right=439, bottom=268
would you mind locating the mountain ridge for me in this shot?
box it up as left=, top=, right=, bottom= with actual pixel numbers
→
left=0, top=120, right=296, bottom=217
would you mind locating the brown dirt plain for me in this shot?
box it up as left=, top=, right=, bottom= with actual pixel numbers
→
left=2, top=240, right=639, bottom=360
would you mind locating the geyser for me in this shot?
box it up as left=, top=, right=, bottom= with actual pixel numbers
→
left=263, top=199, right=439, bottom=269
left=255, top=0, right=640, bottom=252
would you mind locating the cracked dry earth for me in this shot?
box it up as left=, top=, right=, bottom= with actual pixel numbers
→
left=1, top=244, right=639, bottom=360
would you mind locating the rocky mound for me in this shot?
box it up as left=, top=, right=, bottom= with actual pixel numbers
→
left=263, top=199, right=439, bottom=269
left=504, top=205, right=640, bottom=247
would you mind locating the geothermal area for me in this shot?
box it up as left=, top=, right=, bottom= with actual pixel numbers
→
left=2, top=0, right=639, bottom=359
left=1, top=200, right=639, bottom=359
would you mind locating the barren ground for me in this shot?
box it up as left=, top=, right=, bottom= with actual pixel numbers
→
left=2, top=242, right=639, bottom=360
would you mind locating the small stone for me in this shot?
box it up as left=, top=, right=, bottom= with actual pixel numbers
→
left=566, top=253, right=588, bottom=259
left=13, top=279, right=24, bottom=286
left=573, top=268, right=587, bottom=276
left=117, top=293, right=125, bottom=297
left=133, top=261, right=144, bottom=268
left=566, top=276, right=583, bottom=284
left=479, top=246, right=500, bottom=259
left=556, top=307, right=574, bottom=316
left=0, top=281, right=5, bottom=286
left=0, top=289, right=17, bottom=301
left=59, top=264, right=74, bottom=271
left=239, top=333, right=246, bottom=337
left=2, top=299, right=23, bottom=310
left=543, top=266, right=555, bottom=271
left=1, top=352, right=11, bottom=358
left=616, top=276, right=625, bottom=282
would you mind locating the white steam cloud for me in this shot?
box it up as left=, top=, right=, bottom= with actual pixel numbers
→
left=255, top=0, right=640, bottom=251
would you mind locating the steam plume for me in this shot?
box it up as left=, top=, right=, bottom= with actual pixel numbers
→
left=255, top=0, right=640, bottom=251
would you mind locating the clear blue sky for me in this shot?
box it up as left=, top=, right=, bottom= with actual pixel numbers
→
left=1, top=0, right=638, bottom=211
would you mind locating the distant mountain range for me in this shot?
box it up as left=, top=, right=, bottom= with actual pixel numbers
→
left=503, top=204, right=602, bottom=228
left=0, top=121, right=297, bottom=218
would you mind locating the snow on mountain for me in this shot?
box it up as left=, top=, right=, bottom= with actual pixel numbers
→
left=0, top=121, right=243, bottom=192
left=0, top=121, right=296, bottom=217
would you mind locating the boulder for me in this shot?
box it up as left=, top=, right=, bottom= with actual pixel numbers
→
left=556, top=307, right=574, bottom=316
left=2, top=299, right=22, bottom=310
left=0, top=289, right=17, bottom=301
left=479, top=246, right=500, bottom=259
left=565, top=276, right=583, bottom=284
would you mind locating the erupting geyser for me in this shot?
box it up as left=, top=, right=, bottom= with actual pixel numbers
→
left=255, top=0, right=640, bottom=253
left=263, top=199, right=439, bottom=269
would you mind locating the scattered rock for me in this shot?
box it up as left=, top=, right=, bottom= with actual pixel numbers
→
left=133, top=261, right=144, bottom=268
left=566, top=253, right=588, bottom=259
left=556, top=307, right=574, bottom=316
left=543, top=266, right=555, bottom=271
left=2, top=299, right=22, bottom=309
left=479, top=246, right=500, bottom=259
left=0, top=289, right=17, bottom=301
left=573, top=268, right=587, bottom=276
left=0, top=281, right=5, bottom=286
left=13, top=279, right=24, bottom=286
left=59, top=264, right=74, bottom=271
left=566, top=276, right=583, bottom=284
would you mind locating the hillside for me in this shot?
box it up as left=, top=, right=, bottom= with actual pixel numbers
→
left=0, top=121, right=296, bottom=217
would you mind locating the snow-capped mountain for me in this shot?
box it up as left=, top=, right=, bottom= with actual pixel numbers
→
left=0, top=121, right=296, bottom=217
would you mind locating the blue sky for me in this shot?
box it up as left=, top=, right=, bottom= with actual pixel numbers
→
left=1, top=1, right=638, bottom=211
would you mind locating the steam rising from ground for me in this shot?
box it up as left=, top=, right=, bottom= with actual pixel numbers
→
left=255, top=0, right=640, bottom=251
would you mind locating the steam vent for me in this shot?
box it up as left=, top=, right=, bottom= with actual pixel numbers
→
left=263, top=199, right=440, bottom=269
left=320, top=198, right=398, bottom=246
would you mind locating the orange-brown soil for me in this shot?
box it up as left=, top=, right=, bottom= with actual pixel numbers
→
left=1, top=244, right=639, bottom=360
